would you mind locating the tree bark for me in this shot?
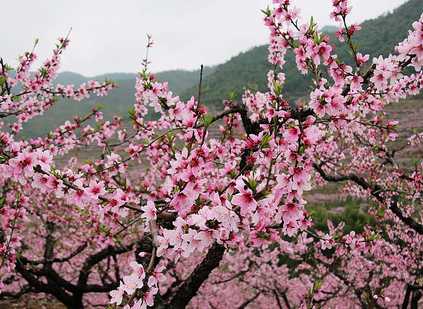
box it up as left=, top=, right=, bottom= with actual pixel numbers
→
left=163, top=243, right=225, bottom=309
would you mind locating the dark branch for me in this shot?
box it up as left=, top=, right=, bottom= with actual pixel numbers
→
left=164, top=243, right=225, bottom=309
left=237, top=292, right=260, bottom=309
left=77, top=242, right=137, bottom=288
left=313, top=163, right=423, bottom=234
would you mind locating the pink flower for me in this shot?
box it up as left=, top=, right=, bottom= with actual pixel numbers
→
left=320, top=234, right=335, bottom=250
left=130, top=261, right=146, bottom=280
left=172, top=98, right=196, bottom=127
left=85, top=180, right=106, bottom=201
left=232, top=178, right=257, bottom=217
left=109, top=285, right=125, bottom=305
left=282, top=202, right=301, bottom=222
left=143, top=292, right=155, bottom=307
left=170, top=182, right=199, bottom=217
left=356, top=53, right=369, bottom=66
left=314, top=42, right=332, bottom=63
left=283, top=220, right=299, bottom=237
left=33, top=174, right=49, bottom=192
left=70, top=184, right=89, bottom=207
left=193, top=230, right=213, bottom=251
left=371, top=71, right=388, bottom=90
left=349, top=74, right=364, bottom=91
left=34, top=149, right=52, bottom=171
left=10, top=150, right=36, bottom=179
left=284, top=127, right=300, bottom=143
left=130, top=299, right=147, bottom=309
left=245, top=133, right=262, bottom=149
left=141, top=200, right=157, bottom=221
left=122, top=273, right=143, bottom=295
left=303, top=125, right=322, bottom=145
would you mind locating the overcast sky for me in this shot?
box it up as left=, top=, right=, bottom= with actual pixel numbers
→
left=1, top=0, right=407, bottom=76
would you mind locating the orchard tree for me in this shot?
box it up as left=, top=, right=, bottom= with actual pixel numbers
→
left=1, top=0, right=423, bottom=308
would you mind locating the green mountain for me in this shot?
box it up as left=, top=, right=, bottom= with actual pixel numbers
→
left=54, top=71, right=89, bottom=85
left=320, top=25, right=337, bottom=33
left=17, top=67, right=215, bottom=137
left=180, top=0, right=423, bottom=107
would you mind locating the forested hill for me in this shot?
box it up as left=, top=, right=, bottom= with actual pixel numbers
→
left=18, top=67, right=215, bottom=137
left=180, top=0, right=423, bottom=107
left=55, top=68, right=215, bottom=99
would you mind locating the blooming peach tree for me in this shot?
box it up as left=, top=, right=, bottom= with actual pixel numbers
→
left=1, top=0, right=423, bottom=308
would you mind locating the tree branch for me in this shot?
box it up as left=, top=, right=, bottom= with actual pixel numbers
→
left=313, top=163, right=423, bottom=234
left=164, top=243, right=225, bottom=309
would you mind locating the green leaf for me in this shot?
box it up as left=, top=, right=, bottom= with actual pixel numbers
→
left=39, top=67, right=48, bottom=78
left=309, top=16, right=316, bottom=31
left=261, top=6, right=271, bottom=17
left=139, top=69, right=149, bottom=80
left=99, top=224, right=110, bottom=235
left=260, top=134, right=272, bottom=148
left=257, top=231, right=271, bottom=240
left=313, top=278, right=323, bottom=290
left=128, top=107, right=136, bottom=120
left=0, top=76, right=6, bottom=87
left=202, top=114, right=214, bottom=127
left=244, top=178, right=257, bottom=192
left=273, top=81, right=283, bottom=96
left=3, top=64, right=13, bottom=72
left=229, top=171, right=238, bottom=179
left=94, top=103, right=105, bottom=111
left=0, top=155, right=7, bottom=164
left=227, top=90, right=238, bottom=101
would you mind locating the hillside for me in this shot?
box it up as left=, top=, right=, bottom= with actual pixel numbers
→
left=181, top=0, right=423, bottom=107
left=320, top=25, right=337, bottom=33
left=17, top=67, right=215, bottom=137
